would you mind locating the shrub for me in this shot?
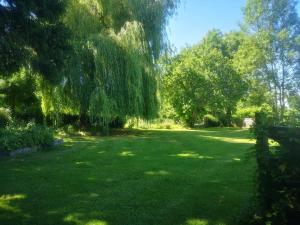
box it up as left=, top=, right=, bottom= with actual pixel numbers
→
left=0, top=108, right=12, bottom=128
left=203, top=114, right=220, bottom=127
left=0, top=123, right=54, bottom=152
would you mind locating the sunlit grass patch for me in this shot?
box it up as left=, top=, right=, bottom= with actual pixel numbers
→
left=172, top=152, right=215, bottom=160
left=0, top=194, right=26, bottom=213
left=64, top=213, right=107, bottom=225
left=0, top=128, right=255, bottom=225
left=185, top=218, right=209, bottom=225
left=119, top=151, right=135, bottom=157
left=145, top=170, right=170, bottom=176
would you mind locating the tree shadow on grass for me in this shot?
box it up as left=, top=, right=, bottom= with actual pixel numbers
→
left=0, top=129, right=255, bottom=225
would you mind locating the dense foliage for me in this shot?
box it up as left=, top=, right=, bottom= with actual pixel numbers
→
left=161, top=0, right=300, bottom=127
left=0, top=122, right=54, bottom=152
left=0, top=69, right=43, bottom=123
left=0, top=0, right=179, bottom=131
left=243, top=0, right=300, bottom=123
left=0, top=0, right=69, bottom=82
left=162, top=30, right=247, bottom=127
left=1, top=0, right=299, bottom=130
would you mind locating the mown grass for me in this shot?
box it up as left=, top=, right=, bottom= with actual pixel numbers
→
left=0, top=128, right=256, bottom=225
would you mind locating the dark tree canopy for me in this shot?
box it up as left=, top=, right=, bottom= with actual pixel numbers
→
left=0, top=0, right=69, bottom=82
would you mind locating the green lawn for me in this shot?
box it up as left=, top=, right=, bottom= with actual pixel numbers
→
left=0, top=128, right=255, bottom=225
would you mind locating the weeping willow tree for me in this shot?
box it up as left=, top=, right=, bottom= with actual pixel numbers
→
left=38, top=0, right=179, bottom=129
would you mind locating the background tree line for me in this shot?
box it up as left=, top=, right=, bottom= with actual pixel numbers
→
left=161, top=0, right=300, bottom=128
left=1, top=0, right=300, bottom=131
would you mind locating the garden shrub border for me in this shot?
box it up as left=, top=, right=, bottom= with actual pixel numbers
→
left=0, top=123, right=64, bottom=158
left=0, top=139, right=64, bottom=158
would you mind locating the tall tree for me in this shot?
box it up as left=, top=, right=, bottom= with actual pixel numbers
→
left=38, top=0, right=179, bottom=129
left=163, top=30, right=247, bottom=127
left=163, top=49, right=211, bottom=127
left=243, top=0, right=300, bottom=122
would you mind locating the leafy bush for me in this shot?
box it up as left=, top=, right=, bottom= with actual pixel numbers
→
left=0, top=108, right=12, bottom=128
left=203, top=114, right=220, bottom=127
left=0, top=122, right=54, bottom=152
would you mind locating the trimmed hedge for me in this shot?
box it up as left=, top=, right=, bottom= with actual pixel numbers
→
left=0, top=123, right=54, bottom=152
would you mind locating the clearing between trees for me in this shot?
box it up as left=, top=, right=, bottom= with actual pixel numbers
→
left=0, top=128, right=255, bottom=225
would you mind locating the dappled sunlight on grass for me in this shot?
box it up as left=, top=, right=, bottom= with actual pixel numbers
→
left=171, top=152, right=214, bottom=160
left=198, top=155, right=214, bottom=159
left=200, top=135, right=254, bottom=144
left=269, top=139, right=280, bottom=147
left=86, top=220, right=109, bottom=225
left=232, top=158, right=241, bottom=161
left=185, top=218, right=209, bottom=225
left=0, top=128, right=255, bottom=225
left=119, top=151, right=135, bottom=157
left=177, top=152, right=199, bottom=158
left=0, top=194, right=26, bottom=213
left=89, top=193, right=99, bottom=198
left=145, top=170, right=169, bottom=176
left=75, top=161, right=93, bottom=167
left=64, top=213, right=108, bottom=225
left=0, top=194, right=26, bottom=202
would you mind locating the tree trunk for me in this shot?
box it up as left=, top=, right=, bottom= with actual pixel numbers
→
left=279, top=63, right=286, bottom=122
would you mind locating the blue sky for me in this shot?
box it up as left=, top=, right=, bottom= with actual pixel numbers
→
left=167, top=0, right=300, bottom=51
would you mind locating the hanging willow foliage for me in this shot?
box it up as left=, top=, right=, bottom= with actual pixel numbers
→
left=38, top=0, right=179, bottom=128
left=101, top=0, right=179, bottom=59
